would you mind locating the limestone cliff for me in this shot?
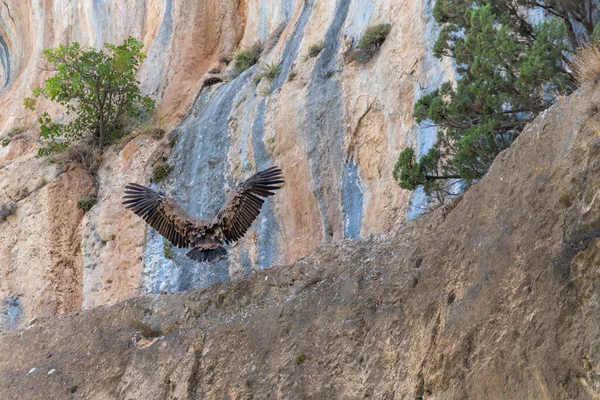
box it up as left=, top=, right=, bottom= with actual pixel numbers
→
left=0, top=0, right=455, bottom=327
left=1, top=81, right=599, bottom=399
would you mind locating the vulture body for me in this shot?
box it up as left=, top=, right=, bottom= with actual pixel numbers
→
left=123, top=167, right=284, bottom=262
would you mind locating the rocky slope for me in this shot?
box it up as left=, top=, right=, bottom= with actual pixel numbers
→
left=0, top=0, right=454, bottom=327
left=1, top=81, right=599, bottom=399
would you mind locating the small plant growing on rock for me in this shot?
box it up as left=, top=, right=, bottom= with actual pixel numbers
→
left=359, top=24, right=391, bottom=51
left=163, top=238, right=175, bottom=260
left=0, top=202, right=17, bottom=223
left=77, top=197, right=97, bottom=212
left=235, top=42, right=263, bottom=74
left=351, top=23, right=391, bottom=63
left=68, top=385, right=79, bottom=394
left=2, top=126, right=26, bottom=146
left=55, top=144, right=101, bottom=175
left=152, top=163, right=173, bottom=183
left=295, top=353, right=306, bottom=365
left=307, top=41, right=325, bottom=58
left=288, top=70, right=297, bottom=82
left=253, top=62, right=282, bottom=85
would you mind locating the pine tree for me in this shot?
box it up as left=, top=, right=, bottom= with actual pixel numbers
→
left=394, top=0, right=597, bottom=199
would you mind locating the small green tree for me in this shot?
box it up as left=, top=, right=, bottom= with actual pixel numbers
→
left=25, top=37, right=154, bottom=150
left=394, top=1, right=590, bottom=199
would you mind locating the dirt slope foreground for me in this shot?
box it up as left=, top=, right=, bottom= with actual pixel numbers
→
left=1, top=86, right=600, bottom=398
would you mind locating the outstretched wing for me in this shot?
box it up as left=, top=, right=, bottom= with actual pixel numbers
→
left=214, top=167, right=284, bottom=244
left=122, top=183, right=198, bottom=248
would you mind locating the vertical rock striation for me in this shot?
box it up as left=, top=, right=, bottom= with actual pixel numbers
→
left=0, top=0, right=454, bottom=324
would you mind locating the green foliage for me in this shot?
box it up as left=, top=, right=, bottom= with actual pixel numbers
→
left=393, top=148, right=425, bottom=191
left=26, top=37, right=155, bottom=149
left=37, top=141, right=69, bottom=157
left=352, top=23, right=392, bottom=63
left=288, top=70, right=297, bottom=82
left=1, top=126, right=25, bottom=147
left=358, top=23, right=392, bottom=51
left=77, top=197, right=97, bottom=212
left=307, top=41, right=325, bottom=58
left=395, top=0, right=582, bottom=200
left=68, top=385, right=79, bottom=394
left=152, top=163, right=173, bottom=183
left=253, top=62, right=282, bottom=85
left=235, top=42, right=263, bottom=74
left=163, top=239, right=175, bottom=259
left=295, top=353, right=306, bottom=365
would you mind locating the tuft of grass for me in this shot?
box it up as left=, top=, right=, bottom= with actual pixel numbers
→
left=235, top=42, right=263, bottom=74
left=264, top=62, right=282, bottom=80
left=0, top=202, right=17, bottom=223
left=54, top=144, right=101, bottom=175
left=350, top=23, right=392, bottom=64
left=253, top=62, right=282, bottom=85
left=288, top=70, right=297, bottom=82
left=163, top=239, right=175, bottom=260
left=152, top=163, right=173, bottom=183
left=359, top=23, right=392, bottom=51
left=572, top=41, right=600, bottom=86
left=295, top=353, right=306, bottom=365
left=307, top=41, right=325, bottom=58
left=77, top=197, right=97, bottom=212
left=68, top=385, right=79, bottom=394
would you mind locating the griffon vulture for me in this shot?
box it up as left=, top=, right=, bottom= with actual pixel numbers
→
left=123, top=167, right=284, bottom=262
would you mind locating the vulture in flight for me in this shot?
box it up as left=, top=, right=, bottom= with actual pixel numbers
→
left=123, top=167, right=284, bottom=262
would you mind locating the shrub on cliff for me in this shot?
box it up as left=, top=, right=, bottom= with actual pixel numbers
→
left=24, top=37, right=155, bottom=150
left=393, top=1, right=594, bottom=201
left=235, top=42, right=263, bottom=74
left=350, top=23, right=391, bottom=63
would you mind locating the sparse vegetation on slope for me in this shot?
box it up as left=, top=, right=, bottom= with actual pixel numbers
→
left=152, top=163, right=173, bottom=183
left=235, top=42, right=263, bottom=74
left=307, top=41, right=325, bottom=58
left=349, top=23, right=391, bottom=63
left=77, top=197, right=97, bottom=212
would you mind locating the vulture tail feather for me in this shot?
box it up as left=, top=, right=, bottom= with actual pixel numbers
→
left=186, top=246, right=227, bottom=262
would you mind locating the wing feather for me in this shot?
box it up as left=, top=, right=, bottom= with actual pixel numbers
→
left=123, top=184, right=198, bottom=248
left=215, top=166, right=284, bottom=244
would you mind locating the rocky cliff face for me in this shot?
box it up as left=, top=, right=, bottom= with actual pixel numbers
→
left=1, top=82, right=599, bottom=399
left=0, top=0, right=454, bottom=327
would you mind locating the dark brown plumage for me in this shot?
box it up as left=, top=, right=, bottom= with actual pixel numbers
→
left=123, top=167, right=284, bottom=262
